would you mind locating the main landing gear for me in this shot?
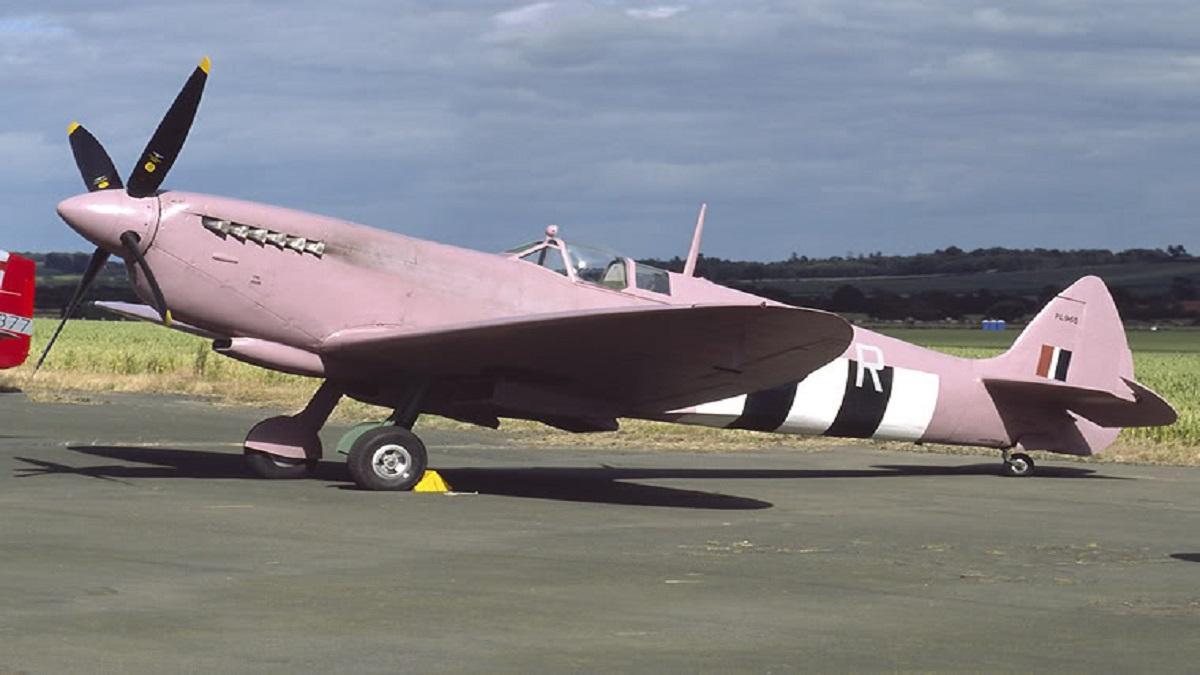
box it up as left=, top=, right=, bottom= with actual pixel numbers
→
left=1001, top=449, right=1035, bottom=477
left=345, top=426, right=428, bottom=491
left=243, top=380, right=341, bottom=479
left=243, top=380, right=431, bottom=491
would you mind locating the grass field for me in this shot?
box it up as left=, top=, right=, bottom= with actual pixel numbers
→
left=3, top=319, right=1197, bottom=463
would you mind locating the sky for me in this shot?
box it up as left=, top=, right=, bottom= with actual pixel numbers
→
left=3, top=1, right=1199, bottom=260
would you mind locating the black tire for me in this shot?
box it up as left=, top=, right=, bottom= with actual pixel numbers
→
left=1003, top=452, right=1035, bottom=478
left=245, top=449, right=313, bottom=479
left=346, top=427, right=428, bottom=491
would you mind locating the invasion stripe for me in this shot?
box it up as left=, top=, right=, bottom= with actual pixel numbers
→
left=824, top=360, right=894, bottom=438
left=778, top=358, right=848, bottom=434
left=873, top=367, right=939, bottom=440
left=683, top=394, right=747, bottom=428
left=728, top=382, right=799, bottom=431
left=666, top=356, right=939, bottom=443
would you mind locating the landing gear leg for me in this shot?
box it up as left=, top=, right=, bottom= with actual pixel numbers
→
left=244, top=381, right=342, bottom=479
left=346, top=381, right=429, bottom=491
left=1001, top=449, right=1035, bottom=478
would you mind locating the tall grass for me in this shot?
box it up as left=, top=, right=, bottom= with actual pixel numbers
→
left=928, top=345, right=1199, bottom=450
left=7, top=319, right=316, bottom=409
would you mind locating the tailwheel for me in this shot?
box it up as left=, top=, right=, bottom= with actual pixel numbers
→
left=1002, top=451, right=1035, bottom=478
left=346, top=426, right=428, bottom=491
left=245, top=450, right=314, bottom=479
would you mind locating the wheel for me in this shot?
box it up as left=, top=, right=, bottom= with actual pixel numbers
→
left=346, top=426, right=428, bottom=491
left=1003, top=452, right=1035, bottom=477
left=245, top=449, right=313, bottom=479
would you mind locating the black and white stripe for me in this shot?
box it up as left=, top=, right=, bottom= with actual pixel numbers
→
left=824, top=360, right=894, bottom=438
left=676, top=357, right=940, bottom=442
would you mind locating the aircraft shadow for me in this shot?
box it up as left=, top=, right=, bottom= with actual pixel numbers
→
left=437, top=461, right=1122, bottom=500
left=427, top=467, right=775, bottom=509
left=1170, top=553, right=1200, bottom=563
left=16, top=446, right=347, bottom=482
left=8, top=446, right=1123, bottom=511
left=25, top=446, right=767, bottom=510
left=869, top=463, right=1125, bottom=479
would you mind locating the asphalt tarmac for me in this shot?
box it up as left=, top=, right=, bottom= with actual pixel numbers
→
left=1, top=391, right=1198, bottom=673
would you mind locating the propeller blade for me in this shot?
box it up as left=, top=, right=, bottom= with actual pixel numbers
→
left=60, top=247, right=113, bottom=318
left=125, top=57, right=210, bottom=198
left=34, top=247, right=110, bottom=373
left=67, top=123, right=123, bottom=192
left=119, top=231, right=172, bottom=326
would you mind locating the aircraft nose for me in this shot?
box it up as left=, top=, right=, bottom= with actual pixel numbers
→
left=56, top=194, right=92, bottom=232
left=55, top=191, right=160, bottom=255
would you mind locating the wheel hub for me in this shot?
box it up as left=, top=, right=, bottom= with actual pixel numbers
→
left=371, top=443, right=412, bottom=480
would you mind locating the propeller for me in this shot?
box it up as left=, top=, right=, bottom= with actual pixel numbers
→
left=126, top=57, right=210, bottom=198
left=119, top=231, right=171, bottom=326
left=67, top=123, right=123, bottom=192
left=38, top=58, right=208, bottom=371
left=33, top=247, right=110, bottom=373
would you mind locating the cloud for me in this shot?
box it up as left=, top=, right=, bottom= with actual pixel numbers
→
left=910, top=49, right=1016, bottom=81
left=968, top=7, right=1086, bottom=36
left=495, top=2, right=561, bottom=28
left=0, top=14, right=70, bottom=37
left=489, top=1, right=598, bottom=39
left=2, top=1, right=1198, bottom=259
left=625, top=5, right=688, bottom=20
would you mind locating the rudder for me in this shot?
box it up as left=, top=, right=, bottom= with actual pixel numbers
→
left=0, top=250, right=35, bottom=369
left=993, top=276, right=1132, bottom=391
left=982, top=276, right=1174, bottom=456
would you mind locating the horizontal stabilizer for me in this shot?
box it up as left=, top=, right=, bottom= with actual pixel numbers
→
left=982, top=376, right=1177, bottom=428
left=95, top=301, right=225, bottom=340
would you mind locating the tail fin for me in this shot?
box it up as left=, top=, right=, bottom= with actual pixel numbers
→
left=982, top=276, right=1175, bottom=456
left=0, top=251, right=35, bottom=369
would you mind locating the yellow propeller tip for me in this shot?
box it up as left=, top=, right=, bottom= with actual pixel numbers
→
left=199, top=56, right=211, bottom=74
left=163, top=310, right=173, bottom=327
left=67, top=121, right=80, bottom=135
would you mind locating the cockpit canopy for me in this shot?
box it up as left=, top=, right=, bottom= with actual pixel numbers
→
left=507, top=228, right=671, bottom=295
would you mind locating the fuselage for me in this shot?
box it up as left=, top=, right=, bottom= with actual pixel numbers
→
left=663, top=325, right=1020, bottom=450
left=139, top=191, right=766, bottom=349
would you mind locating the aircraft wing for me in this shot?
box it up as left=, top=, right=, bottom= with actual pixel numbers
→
left=94, top=301, right=226, bottom=340
left=322, top=304, right=852, bottom=413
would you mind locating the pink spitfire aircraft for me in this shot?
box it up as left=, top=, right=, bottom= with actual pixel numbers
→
left=43, top=59, right=1177, bottom=490
left=0, top=250, right=35, bottom=370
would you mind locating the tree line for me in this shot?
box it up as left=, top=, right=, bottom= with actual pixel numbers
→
left=641, top=244, right=1193, bottom=282
left=644, top=244, right=1198, bottom=323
